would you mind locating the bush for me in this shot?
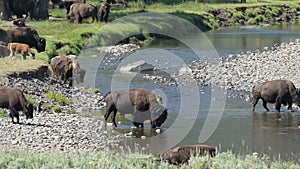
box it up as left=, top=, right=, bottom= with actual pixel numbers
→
left=26, top=96, right=38, bottom=109
left=245, top=8, right=256, bottom=17
left=233, top=11, right=246, bottom=20
left=0, top=110, right=6, bottom=117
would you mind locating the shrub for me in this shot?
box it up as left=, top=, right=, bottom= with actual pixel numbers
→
left=233, top=11, right=246, bottom=20
left=26, top=96, right=37, bottom=109
left=245, top=8, right=256, bottom=17
left=271, top=7, right=282, bottom=17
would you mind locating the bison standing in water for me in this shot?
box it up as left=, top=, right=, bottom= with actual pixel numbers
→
left=0, top=88, right=34, bottom=124
left=104, top=88, right=168, bottom=128
left=252, top=80, right=300, bottom=112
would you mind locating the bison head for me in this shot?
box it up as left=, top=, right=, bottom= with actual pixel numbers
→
left=24, top=103, right=34, bottom=119
left=35, top=38, right=46, bottom=53
left=151, top=106, right=168, bottom=128
left=73, top=67, right=86, bottom=84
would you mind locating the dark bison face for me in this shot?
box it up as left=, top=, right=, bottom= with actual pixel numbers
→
left=294, top=89, right=300, bottom=107
left=24, top=103, right=34, bottom=119
left=152, top=107, right=168, bottom=128
left=73, top=67, right=86, bottom=84
left=36, top=38, right=46, bottom=53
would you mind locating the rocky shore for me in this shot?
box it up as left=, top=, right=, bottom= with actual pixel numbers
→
left=144, top=39, right=300, bottom=102
left=0, top=68, right=124, bottom=154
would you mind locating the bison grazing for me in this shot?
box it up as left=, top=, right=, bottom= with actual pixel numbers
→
left=50, top=55, right=86, bottom=86
left=252, top=80, right=300, bottom=112
left=161, top=145, right=216, bottom=165
left=67, top=3, right=98, bottom=23
left=0, top=88, right=34, bottom=124
left=7, top=27, right=46, bottom=53
left=104, top=88, right=168, bottom=128
left=8, top=42, right=35, bottom=60
left=99, top=2, right=111, bottom=23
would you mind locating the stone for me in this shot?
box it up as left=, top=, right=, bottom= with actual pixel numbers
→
left=120, top=60, right=155, bottom=72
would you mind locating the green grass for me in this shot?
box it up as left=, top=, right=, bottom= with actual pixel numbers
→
left=0, top=149, right=298, bottom=169
left=45, top=91, right=74, bottom=105
left=0, top=110, right=6, bottom=117
left=0, top=59, right=47, bottom=76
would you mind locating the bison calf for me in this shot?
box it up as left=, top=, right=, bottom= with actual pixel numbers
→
left=8, top=43, right=35, bottom=60
left=252, top=80, right=300, bottom=112
left=161, top=144, right=216, bottom=165
left=0, top=88, right=34, bottom=124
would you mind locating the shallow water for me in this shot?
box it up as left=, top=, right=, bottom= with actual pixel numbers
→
left=78, top=22, right=300, bottom=161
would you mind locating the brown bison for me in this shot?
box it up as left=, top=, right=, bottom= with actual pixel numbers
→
left=99, top=2, right=111, bottom=23
left=67, top=3, right=98, bottom=23
left=161, top=144, right=216, bottom=165
left=252, top=80, right=300, bottom=112
left=9, top=0, right=35, bottom=19
left=0, top=45, right=10, bottom=58
left=0, top=88, right=34, bottom=124
left=0, top=28, right=10, bottom=46
left=50, top=55, right=86, bottom=86
left=8, top=42, right=35, bottom=60
left=104, top=88, right=168, bottom=128
left=7, top=27, right=46, bottom=53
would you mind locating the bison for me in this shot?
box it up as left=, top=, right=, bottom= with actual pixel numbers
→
left=67, top=3, right=98, bottom=23
left=9, top=0, right=35, bottom=19
left=8, top=42, right=35, bottom=60
left=50, top=55, right=86, bottom=86
left=99, top=2, right=111, bottom=23
left=252, top=80, right=300, bottom=112
left=160, top=144, right=216, bottom=165
left=104, top=88, right=168, bottom=128
left=0, top=28, right=10, bottom=46
left=0, top=88, right=34, bottom=124
left=7, top=27, right=46, bottom=53
left=0, top=45, right=10, bottom=58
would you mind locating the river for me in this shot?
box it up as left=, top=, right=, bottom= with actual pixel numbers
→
left=78, top=22, right=300, bottom=161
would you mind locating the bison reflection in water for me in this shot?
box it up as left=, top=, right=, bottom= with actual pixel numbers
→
left=104, top=88, right=168, bottom=128
left=0, top=88, right=34, bottom=123
left=252, top=80, right=300, bottom=112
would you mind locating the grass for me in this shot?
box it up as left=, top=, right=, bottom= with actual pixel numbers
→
left=0, top=149, right=298, bottom=169
left=0, top=58, right=47, bottom=76
left=45, top=91, right=74, bottom=105
left=0, top=110, right=6, bottom=117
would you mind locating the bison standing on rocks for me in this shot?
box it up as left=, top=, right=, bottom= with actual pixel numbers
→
left=252, top=80, right=300, bottom=112
left=104, top=88, right=168, bottom=128
left=0, top=88, right=34, bottom=124
left=50, top=55, right=86, bottom=86
left=7, top=27, right=46, bottom=53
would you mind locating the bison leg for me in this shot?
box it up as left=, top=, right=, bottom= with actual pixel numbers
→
left=287, top=101, right=293, bottom=110
left=133, top=122, right=143, bottom=128
left=111, top=110, right=117, bottom=128
left=275, top=97, right=281, bottom=112
left=9, top=108, right=19, bottom=124
left=262, top=99, right=269, bottom=112
left=21, top=52, right=26, bottom=60
left=252, top=96, right=259, bottom=111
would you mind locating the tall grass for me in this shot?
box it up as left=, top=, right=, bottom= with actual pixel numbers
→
left=0, top=149, right=298, bottom=169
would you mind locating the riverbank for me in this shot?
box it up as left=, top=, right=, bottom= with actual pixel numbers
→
left=0, top=64, right=125, bottom=154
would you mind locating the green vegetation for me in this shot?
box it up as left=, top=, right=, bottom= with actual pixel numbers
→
left=0, top=59, right=47, bottom=76
left=25, top=96, right=38, bottom=109
left=0, top=149, right=298, bottom=169
left=45, top=91, right=74, bottom=105
left=93, top=87, right=102, bottom=93
left=0, top=110, right=6, bottom=117
left=50, top=105, right=62, bottom=113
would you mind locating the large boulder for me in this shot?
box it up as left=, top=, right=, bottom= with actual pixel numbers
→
left=120, top=60, right=155, bottom=72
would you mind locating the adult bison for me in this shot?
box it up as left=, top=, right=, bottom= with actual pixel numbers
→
left=252, top=80, right=300, bottom=112
left=0, top=45, right=10, bottom=57
left=67, top=3, right=98, bottom=23
left=104, top=88, right=168, bottom=128
left=50, top=55, right=85, bottom=86
left=99, top=2, right=111, bottom=23
left=0, top=28, right=10, bottom=45
left=9, top=0, right=35, bottom=19
left=7, top=27, right=46, bottom=53
left=0, top=88, right=34, bottom=124
left=161, top=144, right=216, bottom=165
